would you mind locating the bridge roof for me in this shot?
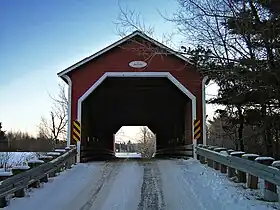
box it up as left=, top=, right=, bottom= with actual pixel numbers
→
left=57, top=30, right=193, bottom=79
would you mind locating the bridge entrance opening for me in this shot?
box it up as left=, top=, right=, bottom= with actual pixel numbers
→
left=114, top=126, right=156, bottom=158
left=79, top=75, right=194, bottom=162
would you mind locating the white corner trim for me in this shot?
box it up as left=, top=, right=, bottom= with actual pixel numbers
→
left=57, top=31, right=193, bottom=77
left=202, top=76, right=208, bottom=145
left=77, top=72, right=196, bottom=122
left=62, top=75, right=72, bottom=147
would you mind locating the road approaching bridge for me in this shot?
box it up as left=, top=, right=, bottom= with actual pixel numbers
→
left=5, top=159, right=276, bottom=210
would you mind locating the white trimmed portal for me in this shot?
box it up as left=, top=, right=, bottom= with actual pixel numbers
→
left=75, top=72, right=197, bottom=161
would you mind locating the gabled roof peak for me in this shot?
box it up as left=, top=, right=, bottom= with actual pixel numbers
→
left=57, top=30, right=192, bottom=78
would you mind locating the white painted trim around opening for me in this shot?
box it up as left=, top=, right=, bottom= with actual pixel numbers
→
left=77, top=72, right=197, bottom=150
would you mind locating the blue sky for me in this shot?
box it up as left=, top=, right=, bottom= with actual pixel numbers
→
left=0, top=0, right=218, bottom=138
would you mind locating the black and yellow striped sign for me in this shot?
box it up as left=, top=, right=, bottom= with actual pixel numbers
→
left=72, top=120, right=81, bottom=142
left=194, top=119, right=201, bottom=140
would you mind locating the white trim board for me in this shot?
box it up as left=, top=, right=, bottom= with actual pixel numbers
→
left=77, top=72, right=197, bottom=149
left=57, top=31, right=193, bottom=78
left=62, top=75, right=72, bottom=147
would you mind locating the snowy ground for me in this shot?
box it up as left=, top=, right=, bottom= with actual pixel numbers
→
left=4, top=158, right=279, bottom=210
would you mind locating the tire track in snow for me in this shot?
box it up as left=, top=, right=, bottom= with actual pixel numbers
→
left=137, top=160, right=165, bottom=210
left=79, top=159, right=124, bottom=210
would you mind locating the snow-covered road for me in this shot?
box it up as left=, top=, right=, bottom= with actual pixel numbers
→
left=5, top=159, right=278, bottom=210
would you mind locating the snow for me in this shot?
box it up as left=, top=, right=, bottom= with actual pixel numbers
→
left=242, top=154, right=260, bottom=158
left=213, top=147, right=226, bottom=151
left=38, top=155, right=53, bottom=159
left=230, top=151, right=245, bottom=155
left=54, top=149, right=66, bottom=153
left=12, top=165, right=30, bottom=170
left=220, top=151, right=229, bottom=156
left=3, top=159, right=278, bottom=210
left=272, top=161, right=280, bottom=168
left=46, top=152, right=60, bottom=156
left=115, top=152, right=142, bottom=158
left=255, top=157, right=275, bottom=161
left=0, top=171, right=13, bottom=176
left=28, top=159, right=44, bottom=164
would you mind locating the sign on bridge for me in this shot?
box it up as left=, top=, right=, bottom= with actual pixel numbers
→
left=72, top=120, right=81, bottom=142
left=194, top=119, right=201, bottom=141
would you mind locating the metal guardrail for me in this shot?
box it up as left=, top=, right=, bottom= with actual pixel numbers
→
left=195, top=145, right=280, bottom=202
left=0, top=148, right=77, bottom=207
left=196, top=146, right=280, bottom=186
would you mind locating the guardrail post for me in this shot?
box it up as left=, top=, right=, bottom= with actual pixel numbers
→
left=213, top=148, right=227, bottom=170
left=197, top=144, right=203, bottom=160
left=219, top=150, right=229, bottom=173
left=11, top=165, right=30, bottom=197
left=197, top=145, right=206, bottom=164
left=241, top=154, right=259, bottom=189
left=230, top=151, right=246, bottom=183
left=206, top=146, right=217, bottom=168
left=225, top=149, right=235, bottom=177
left=65, top=147, right=72, bottom=169
left=255, top=157, right=278, bottom=202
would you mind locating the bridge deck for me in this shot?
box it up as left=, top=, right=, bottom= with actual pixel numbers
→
left=4, top=159, right=276, bottom=210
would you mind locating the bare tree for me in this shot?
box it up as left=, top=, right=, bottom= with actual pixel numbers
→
left=38, top=83, right=68, bottom=143
left=137, top=126, right=156, bottom=158
left=0, top=152, right=14, bottom=171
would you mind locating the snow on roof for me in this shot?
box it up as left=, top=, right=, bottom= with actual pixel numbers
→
left=0, top=171, right=13, bottom=177
left=12, top=165, right=30, bottom=170
left=28, top=159, right=44, bottom=164
left=47, top=152, right=61, bottom=156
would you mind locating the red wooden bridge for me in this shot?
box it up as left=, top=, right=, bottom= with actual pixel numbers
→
left=57, top=31, right=207, bottom=162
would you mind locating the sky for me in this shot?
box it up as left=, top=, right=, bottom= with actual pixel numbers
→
left=0, top=0, right=219, bottom=141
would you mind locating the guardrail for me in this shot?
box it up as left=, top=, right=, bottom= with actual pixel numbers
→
left=0, top=147, right=77, bottom=207
left=196, top=144, right=280, bottom=202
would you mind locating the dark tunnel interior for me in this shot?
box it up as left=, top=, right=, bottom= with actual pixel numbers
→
left=80, top=77, right=192, bottom=161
